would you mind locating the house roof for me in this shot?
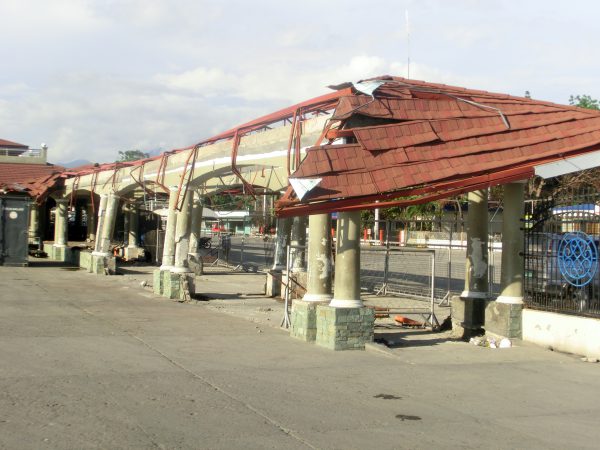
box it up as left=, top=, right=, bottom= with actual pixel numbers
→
left=276, top=76, right=600, bottom=216
left=0, top=139, right=28, bottom=148
left=0, top=163, right=65, bottom=199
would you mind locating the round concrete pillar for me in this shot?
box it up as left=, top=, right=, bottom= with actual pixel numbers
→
left=95, top=194, right=119, bottom=255
left=330, top=210, right=362, bottom=308
left=86, top=201, right=96, bottom=242
left=127, top=205, right=139, bottom=248
left=160, top=186, right=179, bottom=270
left=303, top=213, right=333, bottom=302
left=172, top=190, right=194, bottom=273
left=53, top=199, right=68, bottom=247
left=272, top=217, right=293, bottom=271
left=189, top=194, right=204, bottom=256
left=461, top=189, right=489, bottom=298
left=497, top=182, right=525, bottom=304
left=29, top=203, right=40, bottom=245
left=290, top=215, right=307, bottom=273
left=93, top=194, right=108, bottom=253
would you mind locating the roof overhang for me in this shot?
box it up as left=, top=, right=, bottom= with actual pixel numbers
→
left=534, top=150, right=600, bottom=178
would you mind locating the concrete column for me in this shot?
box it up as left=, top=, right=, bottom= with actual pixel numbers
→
left=290, top=215, right=307, bottom=272
left=172, top=190, right=194, bottom=273
left=86, top=201, right=96, bottom=242
left=497, top=182, right=525, bottom=304
left=272, top=217, right=293, bottom=271
left=160, top=187, right=179, bottom=270
left=188, top=194, right=204, bottom=257
left=94, top=194, right=119, bottom=256
left=303, top=213, right=333, bottom=302
left=53, top=199, right=68, bottom=247
left=330, top=210, right=362, bottom=308
left=462, top=189, right=489, bottom=298
left=28, top=203, right=40, bottom=245
left=93, top=194, right=108, bottom=253
left=127, top=205, right=139, bottom=248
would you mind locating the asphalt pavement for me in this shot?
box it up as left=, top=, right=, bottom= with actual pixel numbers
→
left=1, top=260, right=599, bottom=449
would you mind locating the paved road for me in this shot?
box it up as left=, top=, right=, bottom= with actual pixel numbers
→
left=1, top=262, right=600, bottom=449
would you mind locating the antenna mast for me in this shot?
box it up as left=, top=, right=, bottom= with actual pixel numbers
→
left=406, top=9, right=411, bottom=79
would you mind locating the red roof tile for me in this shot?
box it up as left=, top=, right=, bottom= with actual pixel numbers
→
left=0, top=163, right=64, bottom=198
left=0, top=139, right=27, bottom=148
left=279, top=75, right=600, bottom=215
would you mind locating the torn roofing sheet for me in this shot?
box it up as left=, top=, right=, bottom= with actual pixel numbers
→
left=0, top=163, right=65, bottom=200
left=277, top=75, right=600, bottom=216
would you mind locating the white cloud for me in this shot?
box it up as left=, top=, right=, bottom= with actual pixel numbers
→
left=0, top=0, right=106, bottom=34
left=2, top=0, right=600, bottom=166
left=155, top=67, right=238, bottom=96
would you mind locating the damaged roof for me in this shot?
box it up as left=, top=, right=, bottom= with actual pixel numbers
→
left=277, top=76, right=600, bottom=216
left=0, top=163, right=65, bottom=200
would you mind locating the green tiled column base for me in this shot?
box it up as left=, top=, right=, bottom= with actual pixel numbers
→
left=90, top=255, right=116, bottom=275
left=485, top=301, right=523, bottom=339
left=316, top=305, right=375, bottom=351
left=162, top=271, right=182, bottom=300
left=290, top=300, right=325, bottom=342
left=153, top=269, right=165, bottom=295
left=51, top=246, right=72, bottom=263
left=91, top=255, right=106, bottom=275
left=79, top=251, right=92, bottom=272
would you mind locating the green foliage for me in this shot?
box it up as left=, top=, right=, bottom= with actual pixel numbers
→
left=360, top=210, right=374, bottom=229
left=569, top=94, right=600, bottom=110
left=209, top=193, right=254, bottom=211
left=117, top=150, right=150, bottom=162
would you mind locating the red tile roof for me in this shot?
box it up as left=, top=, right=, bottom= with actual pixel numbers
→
left=277, top=75, right=600, bottom=216
left=0, top=163, right=65, bottom=199
left=0, top=139, right=27, bottom=148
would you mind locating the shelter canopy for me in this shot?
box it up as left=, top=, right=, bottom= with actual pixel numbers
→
left=276, top=76, right=600, bottom=216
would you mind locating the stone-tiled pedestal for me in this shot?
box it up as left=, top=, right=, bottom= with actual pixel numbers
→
left=152, top=269, right=195, bottom=300
left=153, top=269, right=165, bottom=296
left=315, top=305, right=375, bottom=350
left=485, top=301, right=523, bottom=339
left=290, top=300, right=326, bottom=342
left=91, top=254, right=116, bottom=275
left=162, top=271, right=181, bottom=299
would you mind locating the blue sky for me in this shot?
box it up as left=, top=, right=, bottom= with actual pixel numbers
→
left=1, top=0, right=599, bottom=163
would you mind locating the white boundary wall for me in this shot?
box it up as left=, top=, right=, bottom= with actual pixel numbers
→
left=522, top=309, right=600, bottom=359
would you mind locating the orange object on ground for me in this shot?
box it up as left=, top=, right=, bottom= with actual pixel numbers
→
left=394, top=315, right=423, bottom=327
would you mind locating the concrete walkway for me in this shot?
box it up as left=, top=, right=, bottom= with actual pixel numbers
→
left=1, top=262, right=599, bottom=449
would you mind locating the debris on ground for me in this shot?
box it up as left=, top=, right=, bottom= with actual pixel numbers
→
left=469, top=336, right=512, bottom=349
left=394, top=315, right=424, bottom=328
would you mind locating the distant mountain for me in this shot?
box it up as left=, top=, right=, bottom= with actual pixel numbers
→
left=57, top=159, right=93, bottom=168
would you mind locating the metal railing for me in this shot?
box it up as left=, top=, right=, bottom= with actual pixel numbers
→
left=0, top=147, right=46, bottom=158
left=524, top=190, right=600, bottom=318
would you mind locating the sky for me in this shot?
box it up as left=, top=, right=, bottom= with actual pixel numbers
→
left=2, top=0, right=599, bottom=164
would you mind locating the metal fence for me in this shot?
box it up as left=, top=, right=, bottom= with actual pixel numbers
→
left=524, top=189, right=600, bottom=318
left=360, top=219, right=503, bottom=303
left=199, top=235, right=275, bottom=272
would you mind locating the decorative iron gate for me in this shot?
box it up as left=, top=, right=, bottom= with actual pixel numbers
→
left=523, top=188, right=600, bottom=317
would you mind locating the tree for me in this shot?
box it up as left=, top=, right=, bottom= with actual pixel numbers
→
left=529, top=94, right=600, bottom=199
left=569, top=94, right=600, bottom=110
left=117, top=150, right=150, bottom=162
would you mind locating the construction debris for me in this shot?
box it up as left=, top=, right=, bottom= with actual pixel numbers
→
left=469, top=336, right=512, bottom=349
